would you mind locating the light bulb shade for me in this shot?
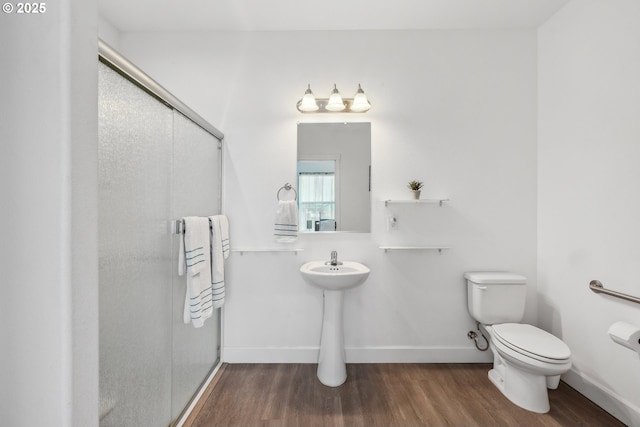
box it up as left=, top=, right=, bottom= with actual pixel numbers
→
left=350, top=84, right=371, bottom=112
left=325, top=84, right=346, bottom=112
left=297, top=84, right=319, bottom=112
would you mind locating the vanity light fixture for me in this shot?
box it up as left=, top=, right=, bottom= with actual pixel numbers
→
left=296, top=83, right=371, bottom=113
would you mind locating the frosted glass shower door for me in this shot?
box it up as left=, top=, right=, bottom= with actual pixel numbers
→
left=98, top=62, right=173, bottom=426
left=99, top=61, right=222, bottom=426
left=170, top=111, right=221, bottom=419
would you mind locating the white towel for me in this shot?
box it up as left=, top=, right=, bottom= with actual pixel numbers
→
left=217, top=215, right=230, bottom=259
left=179, top=217, right=213, bottom=328
left=209, top=215, right=227, bottom=308
left=274, top=200, right=298, bottom=242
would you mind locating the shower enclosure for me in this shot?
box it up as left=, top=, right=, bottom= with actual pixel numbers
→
left=98, top=43, right=223, bottom=426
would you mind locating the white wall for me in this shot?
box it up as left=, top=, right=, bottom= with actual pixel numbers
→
left=0, top=1, right=98, bottom=426
left=119, top=29, right=537, bottom=363
left=538, top=1, right=640, bottom=425
left=99, top=15, right=121, bottom=49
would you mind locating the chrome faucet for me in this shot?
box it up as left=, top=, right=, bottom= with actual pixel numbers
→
left=326, top=250, right=342, bottom=266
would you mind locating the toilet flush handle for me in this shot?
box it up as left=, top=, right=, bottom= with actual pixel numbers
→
left=477, top=286, right=487, bottom=290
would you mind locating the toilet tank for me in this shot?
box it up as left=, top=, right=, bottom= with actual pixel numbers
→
left=464, top=271, right=527, bottom=325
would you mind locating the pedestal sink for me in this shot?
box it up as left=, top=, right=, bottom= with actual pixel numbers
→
left=300, top=260, right=370, bottom=387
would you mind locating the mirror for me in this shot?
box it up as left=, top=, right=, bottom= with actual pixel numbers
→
left=297, top=122, right=371, bottom=233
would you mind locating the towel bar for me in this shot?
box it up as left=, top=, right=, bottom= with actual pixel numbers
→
left=173, top=219, right=215, bottom=235
left=589, top=280, right=640, bottom=305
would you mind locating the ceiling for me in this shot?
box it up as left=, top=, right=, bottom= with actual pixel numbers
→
left=99, top=0, right=570, bottom=33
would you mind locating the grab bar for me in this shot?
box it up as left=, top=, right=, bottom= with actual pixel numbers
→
left=589, top=280, right=640, bottom=305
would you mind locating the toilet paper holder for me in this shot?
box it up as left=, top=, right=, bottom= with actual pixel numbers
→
left=608, top=321, right=640, bottom=355
left=589, top=281, right=640, bottom=355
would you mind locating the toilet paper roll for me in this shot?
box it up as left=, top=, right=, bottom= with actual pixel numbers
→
left=608, top=321, right=640, bottom=353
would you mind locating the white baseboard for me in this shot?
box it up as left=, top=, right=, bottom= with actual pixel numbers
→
left=223, top=346, right=319, bottom=363
left=563, top=368, right=640, bottom=427
left=223, top=346, right=493, bottom=364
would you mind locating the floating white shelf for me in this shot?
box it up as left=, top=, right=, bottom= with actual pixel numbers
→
left=231, top=248, right=304, bottom=255
left=379, top=246, right=451, bottom=254
left=384, top=198, right=449, bottom=207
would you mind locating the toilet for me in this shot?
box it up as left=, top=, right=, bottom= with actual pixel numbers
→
left=464, top=271, right=571, bottom=413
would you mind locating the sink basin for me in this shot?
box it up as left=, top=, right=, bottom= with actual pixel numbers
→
left=300, top=261, right=370, bottom=291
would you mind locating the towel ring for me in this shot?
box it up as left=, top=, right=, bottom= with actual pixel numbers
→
left=277, top=183, right=298, bottom=201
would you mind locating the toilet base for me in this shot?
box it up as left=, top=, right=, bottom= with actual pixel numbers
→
left=483, top=325, right=571, bottom=414
left=488, top=365, right=550, bottom=413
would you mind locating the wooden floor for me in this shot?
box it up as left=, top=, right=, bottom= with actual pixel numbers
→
left=186, top=363, right=625, bottom=427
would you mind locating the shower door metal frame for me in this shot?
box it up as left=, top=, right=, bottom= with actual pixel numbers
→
left=98, top=39, right=224, bottom=141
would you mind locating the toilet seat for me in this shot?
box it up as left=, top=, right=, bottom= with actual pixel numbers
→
left=491, top=323, right=571, bottom=364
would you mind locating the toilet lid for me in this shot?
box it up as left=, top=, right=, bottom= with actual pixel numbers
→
left=492, top=323, right=571, bottom=361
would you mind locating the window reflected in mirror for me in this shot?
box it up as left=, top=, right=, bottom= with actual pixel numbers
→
left=298, top=160, right=337, bottom=231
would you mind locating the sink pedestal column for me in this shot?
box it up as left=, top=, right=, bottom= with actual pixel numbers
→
left=317, top=289, right=347, bottom=387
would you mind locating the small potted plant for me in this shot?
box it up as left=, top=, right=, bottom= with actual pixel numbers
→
left=407, top=180, right=424, bottom=200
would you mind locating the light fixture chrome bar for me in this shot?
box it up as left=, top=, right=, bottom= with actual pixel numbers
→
left=589, top=280, right=640, bottom=304
left=98, top=39, right=224, bottom=141
left=296, top=98, right=366, bottom=113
